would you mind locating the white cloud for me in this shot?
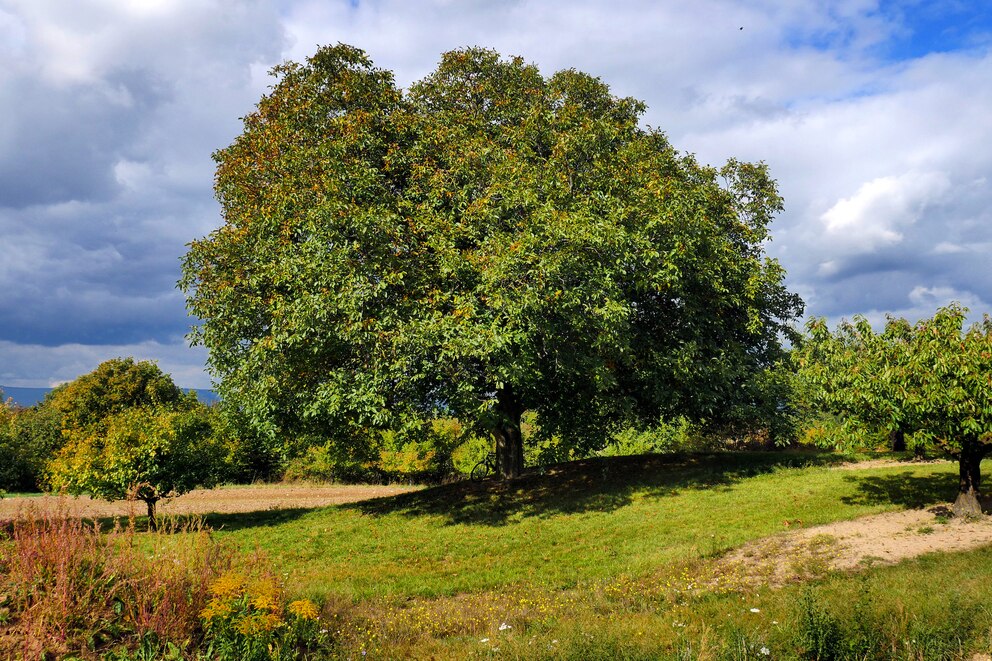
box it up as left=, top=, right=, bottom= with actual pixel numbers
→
left=0, top=6, right=27, bottom=56
left=820, top=171, right=950, bottom=252
left=933, top=242, right=966, bottom=254
left=0, top=339, right=211, bottom=389
left=908, top=285, right=984, bottom=310
left=1, top=0, right=991, bottom=385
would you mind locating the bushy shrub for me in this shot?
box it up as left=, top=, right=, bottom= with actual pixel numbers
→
left=284, top=419, right=471, bottom=484
left=282, top=439, right=378, bottom=483
left=200, top=571, right=329, bottom=660
left=452, top=431, right=494, bottom=475
left=0, top=508, right=232, bottom=658
left=599, top=417, right=705, bottom=457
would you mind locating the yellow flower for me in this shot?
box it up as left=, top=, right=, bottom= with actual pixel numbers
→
left=247, top=578, right=281, bottom=611
left=288, top=599, right=320, bottom=621
left=236, top=612, right=284, bottom=635
left=252, top=593, right=279, bottom=612
left=200, top=597, right=233, bottom=622
left=209, top=572, right=245, bottom=598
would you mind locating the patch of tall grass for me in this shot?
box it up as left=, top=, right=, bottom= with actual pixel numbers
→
left=0, top=505, right=333, bottom=659
left=319, top=546, right=992, bottom=659
left=0, top=506, right=231, bottom=658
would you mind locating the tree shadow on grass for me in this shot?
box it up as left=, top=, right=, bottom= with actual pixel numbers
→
left=348, top=450, right=851, bottom=527
left=0, top=504, right=322, bottom=536
left=76, top=508, right=315, bottom=534
left=840, top=471, right=954, bottom=509
left=200, top=507, right=314, bottom=533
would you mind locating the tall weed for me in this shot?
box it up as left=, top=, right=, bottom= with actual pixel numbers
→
left=794, top=589, right=842, bottom=660
left=0, top=505, right=232, bottom=658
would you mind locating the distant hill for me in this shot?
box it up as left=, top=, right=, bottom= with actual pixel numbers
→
left=0, top=386, right=51, bottom=407
left=1, top=385, right=220, bottom=408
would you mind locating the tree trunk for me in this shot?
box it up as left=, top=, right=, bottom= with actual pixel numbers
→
left=493, top=385, right=524, bottom=480
left=145, top=498, right=159, bottom=531
left=889, top=429, right=906, bottom=452
left=952, top=438, right=987, bottom=517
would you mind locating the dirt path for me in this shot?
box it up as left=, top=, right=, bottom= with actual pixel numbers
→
left=717, top=505, right=992, bottom=587
left=715, top=458, right=992, bottom=585
left=830, top=457, right=949, bottom=471
left=0, top=484, right=419, bottom=519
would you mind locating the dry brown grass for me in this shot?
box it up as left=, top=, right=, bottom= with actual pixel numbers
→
left=0, top=483, right=419, bottom=519
left=0, top=509, right=233, bottom=658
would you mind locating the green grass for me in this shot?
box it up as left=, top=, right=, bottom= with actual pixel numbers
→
left=206, top=452, right=960, bottom=602
left=190, top=450, right=992, bottom=658
left=9, top=450, right=990, bottom=658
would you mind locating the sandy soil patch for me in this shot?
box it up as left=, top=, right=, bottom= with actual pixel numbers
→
left=718, top=505, right=992, bottom=587
left=831, top=457, right=950, bottom=471
left=0, top=484, right=419, bottom=519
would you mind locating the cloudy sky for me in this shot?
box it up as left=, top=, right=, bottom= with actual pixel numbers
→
left=1, top=0, right=990, bottom=389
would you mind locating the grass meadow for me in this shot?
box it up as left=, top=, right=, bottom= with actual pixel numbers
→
left=3, top=452, right=992, bottom=658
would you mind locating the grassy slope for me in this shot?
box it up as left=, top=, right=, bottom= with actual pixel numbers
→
left=209, top=453, right=961, bottom=602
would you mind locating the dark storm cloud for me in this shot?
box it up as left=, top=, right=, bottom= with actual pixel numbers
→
left=0, top=197, right=192, bottom=345
left=0, top=0, right=286, bottom=386
left=0, top=67, right=168, bottom=208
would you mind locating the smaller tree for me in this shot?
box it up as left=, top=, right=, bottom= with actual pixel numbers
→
left=44, top=357, right=184, bottom=433
left=0, top=393, right=17, bottom=493
left=796, top=304, right=992, bottom=515
left=4, top=403, right=64, bottom=491
left=48, top=405, right=222, bottom=528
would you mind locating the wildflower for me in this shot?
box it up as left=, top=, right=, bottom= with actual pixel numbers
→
left=480, top=638, right=490, bottom=643
left=750, top=608, right=760, bottom=613
left=236, top=612, right=284, bottom=635
left=249, top=578, right=281, bottom=609
left=200, top=598, right=232, bottom=622
left=499, top=622, right=512, bottom=631
left=289, top=599, right=320, bottom=621
left=209, top=572, right=245, bottom=598
left=252, top=593, right=279, bottom=612
left=760, top=647, right=771, bottom=656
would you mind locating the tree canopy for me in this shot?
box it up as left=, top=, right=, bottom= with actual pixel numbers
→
left=43, top=358, right=221, bottom=526
left=795, top=304, right=992, bottom=515
left=48, top=405, right=220, bottom=527
left=43, top=357, right=185, bottom=433
left=181, top=44, right=803, bottom=478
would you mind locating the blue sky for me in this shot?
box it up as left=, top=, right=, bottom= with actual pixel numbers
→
left=1, top=0, right=990, bottom=388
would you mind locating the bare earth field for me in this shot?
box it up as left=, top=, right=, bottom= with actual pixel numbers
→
left=719, top=506, right=992, bottom=586
left=718, top=458, right=992, bottom=585
left=0, top=484, right=419, bottom=519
